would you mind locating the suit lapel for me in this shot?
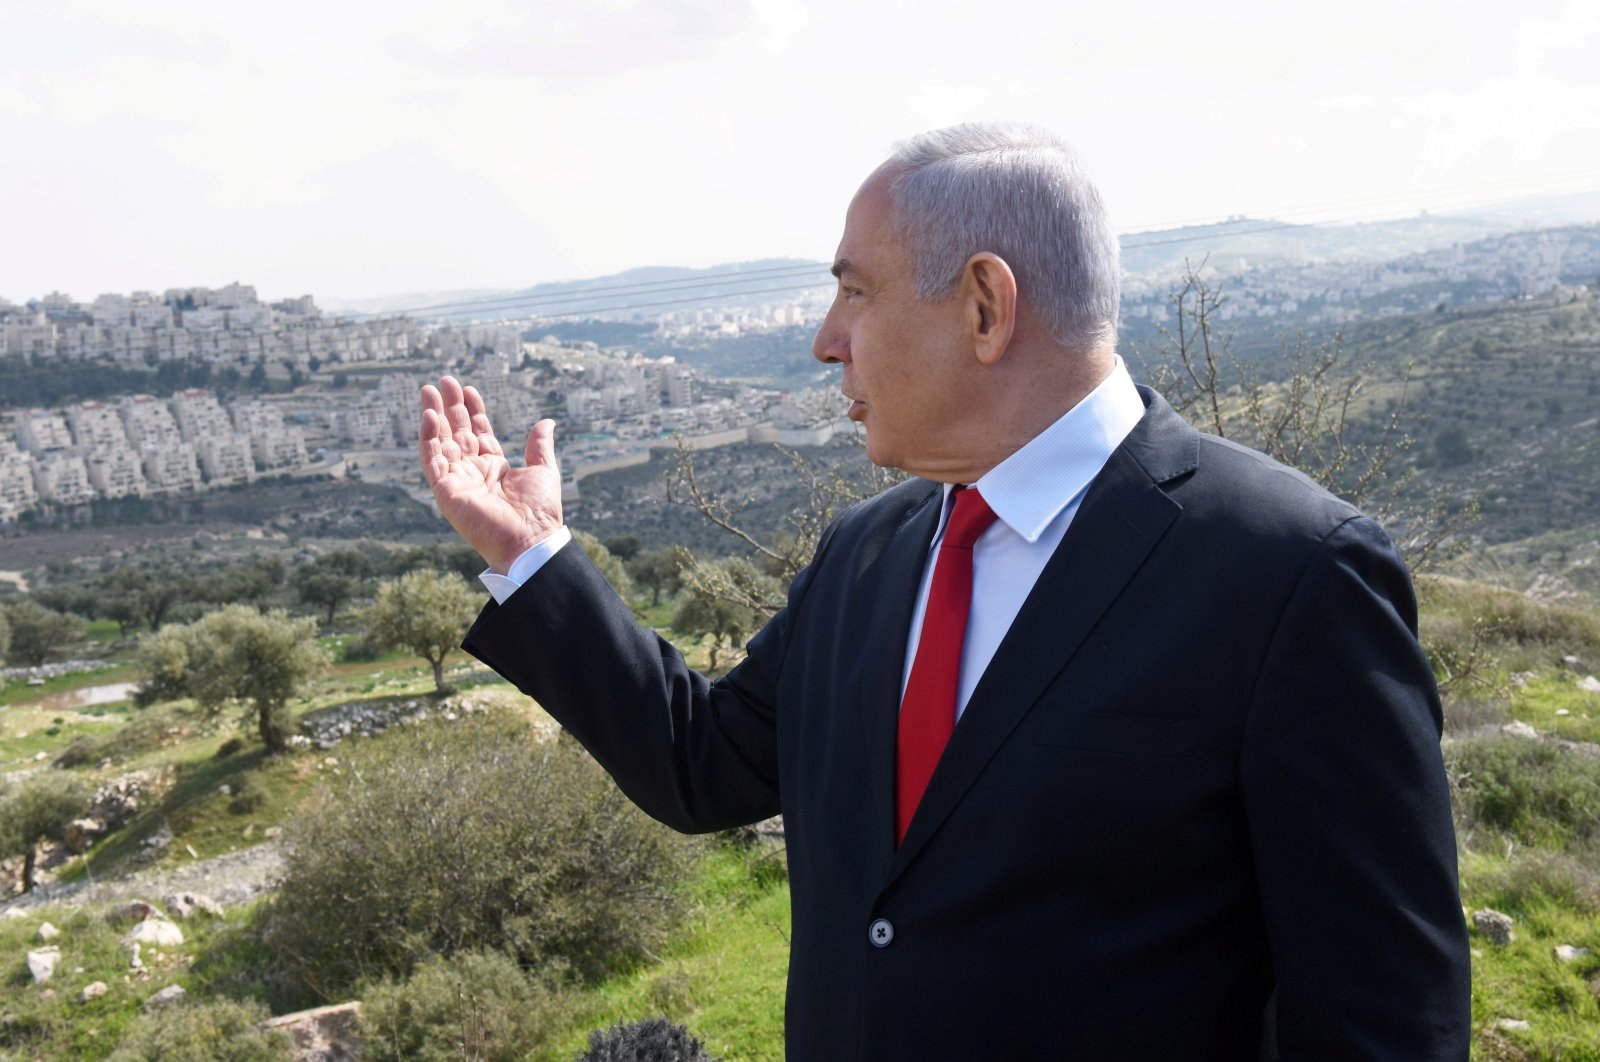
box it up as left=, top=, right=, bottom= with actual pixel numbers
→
left=857, top=484, right=945, bottom=864
left=888, top=391, right=1198, bottom=880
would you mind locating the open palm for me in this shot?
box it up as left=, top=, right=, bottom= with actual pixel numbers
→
left=419, top=376, right=563, bottom=573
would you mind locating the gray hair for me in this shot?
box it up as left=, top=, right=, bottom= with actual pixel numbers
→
left=884, top=122, right=1120, bottom=353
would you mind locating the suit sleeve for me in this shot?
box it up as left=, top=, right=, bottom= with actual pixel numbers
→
left=1241, top=516, right=1470, bottom=1060
left=461, top=534, right=826, bottom=834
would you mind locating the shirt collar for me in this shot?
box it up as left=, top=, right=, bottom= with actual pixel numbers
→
left=934, top=355, right=1145, bottom=544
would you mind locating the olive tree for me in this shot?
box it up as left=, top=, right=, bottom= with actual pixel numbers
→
left=672, top=557, right=782, bottom=673
left=138, top=605, right=330, bottom=753
left=0, top=773, right=90, bottom=892
left=3, top=600, right=85, bottom=667
left=360, top=570, right=480, bottom=695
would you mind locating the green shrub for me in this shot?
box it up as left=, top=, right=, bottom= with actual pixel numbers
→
left=52, top=734, right=99, bottom=768
left=261, top=714, right=695, bottom=1004
left=1447, top=734, right=1600, bottom=846
left=1463, top=844, right=1600, bottom=915
left=108, top=998, right=290, bottom=1061
left=1418, top=575, right=1600, bottom=658
left=215, top=736, right=247, bottom=759
left=360, top=950, right=569, bottom=1062
left=575, top=1018, right=721, bottom=1062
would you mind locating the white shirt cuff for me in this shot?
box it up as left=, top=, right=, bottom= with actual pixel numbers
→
left=478, top=526, right=573, bottom=604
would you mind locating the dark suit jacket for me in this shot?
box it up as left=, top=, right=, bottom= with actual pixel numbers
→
left=464, top=388, right=1470, bottom=1060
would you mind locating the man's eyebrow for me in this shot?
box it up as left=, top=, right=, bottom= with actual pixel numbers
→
left=830, top=259, right=851, bottom=279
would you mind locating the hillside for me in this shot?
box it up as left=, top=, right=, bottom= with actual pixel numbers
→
left=2, top=571, right=1598, bottom=1058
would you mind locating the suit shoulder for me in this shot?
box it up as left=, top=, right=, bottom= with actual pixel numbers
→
left=831, top=476, right=940, bottom=537
left=1183, top=431, right=1364, bottom=533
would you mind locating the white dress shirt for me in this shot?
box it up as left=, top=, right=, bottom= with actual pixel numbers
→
left=899, top=357, right=1145, bottom=719
left=481, top=357, right=1146, bottom=723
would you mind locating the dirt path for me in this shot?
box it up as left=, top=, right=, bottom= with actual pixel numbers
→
left=0, top=841, right=285, bottom=916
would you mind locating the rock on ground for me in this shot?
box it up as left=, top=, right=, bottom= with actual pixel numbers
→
left=261, top=1001, right=363, bottom=1062
left=1474, top=908, right=1516, bottom=946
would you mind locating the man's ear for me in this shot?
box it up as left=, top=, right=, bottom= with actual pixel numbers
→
left=962, top=252, right=1018, bottom=366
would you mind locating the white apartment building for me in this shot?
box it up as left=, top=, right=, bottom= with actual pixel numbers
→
left=197, top=435, right=255, bottom=485
left=252, top=427, right=308, bottom=471
left=141, top=442, right=202, bottom=494
left=230, top=400, right=283, bottom=437
left=0, top=452, right=37, bottom=520
left=3, top=314, right=55, bottom=359
left=86, top=448, right=147, bottom=499
left=15, top=409, right=74, bottom=452
left=119, top=395, right=184, bottom=449
left=333, top=402, right=395, bottom=448
left=65, top=402, right=131, bottom=451
left=31, top=453, right=95, bottom=505
left=170, top=389, right=233, bottom=441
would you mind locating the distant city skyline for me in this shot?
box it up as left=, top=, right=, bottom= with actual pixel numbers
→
left=4, top=0, right=1597, bottom=303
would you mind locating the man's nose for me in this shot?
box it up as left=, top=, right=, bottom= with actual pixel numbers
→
left=812, top=310, right=848, bottom=365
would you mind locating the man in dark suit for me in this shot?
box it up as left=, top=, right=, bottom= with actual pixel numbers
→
left=420, top=122, right=1470, bottom=1059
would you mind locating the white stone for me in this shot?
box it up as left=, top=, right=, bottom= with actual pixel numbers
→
left=164, top=892, right=223, bottom=920
left=145, top=984, right=186, bottom=1008
left=129, top=942, right=142, bottom=969
left=2, top=907, right=27, bottom=920
left=1578, top=676, right=1600, bottom=693
left=27, top=946, right=61, bottom=984
left=1554, top=945, right=1592, bottom=962
left=1496, top=1018, right=1530, bottom=1031
left=36, top=922, right=60, bottom=942
left=1473, top=908, right=1515, bottom=946
left=1556, top=709, right=1570, bottom=716
left=127, top=918, right=184, bottom=948
left=78, top=981, right=108, bottom=1002
left=1501, top=721, right=1541, bottom=741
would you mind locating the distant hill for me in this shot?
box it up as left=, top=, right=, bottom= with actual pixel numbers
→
left=323, top=189, right=1600, bottom=325
left=323, top=259, right=828, bottom=322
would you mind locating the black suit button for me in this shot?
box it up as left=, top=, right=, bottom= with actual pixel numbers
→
left=869, top=918, right=894, bottom=948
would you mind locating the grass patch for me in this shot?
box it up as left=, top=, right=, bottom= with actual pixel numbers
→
left=541, top=845, right=790, bottom=1062
left=0, top=663, right=139, bottom=709
left=1462, top=850, right=1600, bottom=1058
left=1512, top=672, right=1600, bottom=744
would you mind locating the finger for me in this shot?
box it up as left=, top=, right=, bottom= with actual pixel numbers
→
left=462, top=386, right=504, bottom=457
left=418, top=408, right=449, bottom=487
left=438, top=376, right=478, bottom=457
left=525, top=419, right=559, bottom=475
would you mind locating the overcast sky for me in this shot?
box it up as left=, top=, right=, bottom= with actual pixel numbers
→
left=3, top=0, right=1597, bottom=303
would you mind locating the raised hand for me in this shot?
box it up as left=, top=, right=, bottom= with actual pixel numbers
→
left=419, top=376, right=564, bottom=573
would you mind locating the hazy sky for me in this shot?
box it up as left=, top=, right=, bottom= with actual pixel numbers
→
left=4, top=0, right=1597, bottom=302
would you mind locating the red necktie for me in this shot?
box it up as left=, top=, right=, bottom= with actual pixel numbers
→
left=896, top=486, right=999, bottom=845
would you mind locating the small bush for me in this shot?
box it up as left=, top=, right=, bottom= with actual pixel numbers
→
left=228, top=781, right=266, bottom=816
left=1447, top=734, right=1600, bottom=846
left=261, top=713, right=696, bottom=1004
left=215, top=736, right=247, bottom=759
left=575, top=1018, right=721, bottom=1062
left=1418, top=575, right=1600, bottom=657
left=1464, top=844, right=1600, bottom=915
left=360, top=950, right=569, bottom=1062
left=52, top=735, right=99, bottom=768
left=108, top=998, right=290, bottom=1061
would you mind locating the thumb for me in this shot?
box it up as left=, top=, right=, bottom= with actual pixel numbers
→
left=525, top=419, right=559, bottom=471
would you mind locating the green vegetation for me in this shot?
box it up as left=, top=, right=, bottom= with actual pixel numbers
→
left=258, top=712, right=695, bottom=1007
left=0, top=773, right=92, bottom=891
left=359, top=570, right=479, bottom=693
left=137, top=606, right=330, bottom=753
left=107, top=998, right=291, bottom=1062
left=359, top=951, right=571, bottom=1062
